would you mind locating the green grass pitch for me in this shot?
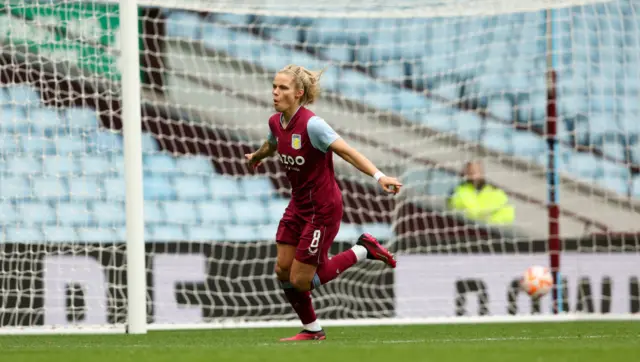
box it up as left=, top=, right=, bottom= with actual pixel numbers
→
left=1, top=322, right=638, bottom=362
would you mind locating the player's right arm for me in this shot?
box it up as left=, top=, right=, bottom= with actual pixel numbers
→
left=245, top=131, right=278, bottom=169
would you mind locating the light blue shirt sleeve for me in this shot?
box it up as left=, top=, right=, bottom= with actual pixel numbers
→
left=307, top=116, right=340, bottom=152
left=267, top=130, right=277, bottom=146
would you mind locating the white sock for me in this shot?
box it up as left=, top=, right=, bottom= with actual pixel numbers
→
left=351, top=244, right=368, bottom=262
left=303, top=320, right=322, bottom=332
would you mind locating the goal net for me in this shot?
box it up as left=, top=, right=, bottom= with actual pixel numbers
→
left=0, top=0, right=639, bottom=334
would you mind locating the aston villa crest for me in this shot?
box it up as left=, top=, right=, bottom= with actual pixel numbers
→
left=291, top=134, right=302, bottom=150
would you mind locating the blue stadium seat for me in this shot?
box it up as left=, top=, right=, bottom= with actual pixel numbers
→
left=632, top=177, right=640, bottom=198
left=5, top=155, right=42, bottom=175
left=256, top=223, right=279, bottom=241
left=599, top=136, right=627, bottom=162
left=475, top=73, right=506, bottom=95
left=174, top=177, right=210, bottom=200
left=103, top=177, right=126, bottom=201
left=43, top=225, right=79, bottom=242
left=165, top=11, right=202, bottom=40
left=144, top=201, right=166, bottom=224
left=21, top=136, right=55, bottom=155
left=630, top=138, right=640, bottom=166
left=230, top=32, right=263, bottom=60
left=68, top=178, right=102, bottom=200
left=587, top=113, right=617, bottom=144
left=175, top=155, right=214, bottom=175
left=92, top=201, right=125, bottom=226
left=512, top=130, right=546, bottom=159
left=56, top=203, right=92, bottom=226
left=141, top=133, right=159, bottom=152
left=197, top=201, right=233, bottom=225
left=79, top=155, right=114, bottom=176
left=149, top=225, right=186, bottom=242
left=482, top=127, right=514, bottom=154
left=214, top=13, right=251, bottom=26
left=0, top=107, right=28, bottom=133
left=0, top=202, right=18, bottom=224
left=163, top=201, right=197, bottom=225
left=567, top=153, right=600, bottom=180
left=239, top=176, right=275, bottom=200
left=598, top=159, right=629, bottom=179
left=518, top=93, right=546, bottom=125
left=44, top=156, right=79, bottom=176
left=0, top=134, right=20, bottom=154
left=89, top=130, right=123, bottom=154
left=598, top=175, right=630, bottom=195
left=363, top=90, right=398, bottom=112
left=144, top=176, right=176, bottom=200
left=362, top=223, right=394, bottom=241
left=375, top=63, right=405, bottom=82
left=0, top=176, right=31, bottom=199
left=18, top=203, right=55, bottom=225
left=260, top=43, right=293, bottom=72
left=0, top=87, right=8, bottom=104
left=419, top=113, right=455, bottom=133
left=222, top=225, right=258, bottom=242
left=434, top=82, right=460, bottom=101
left=618, top=113, right=640, bottom=135
left=397, top=89, right=428, bottom=115
left=28, top=107, right=61, bottom=132
left=321, top=44, right=353, bottom=63
left=144, top=153, right=176, bottom=174
left=334, top=223, right=362, bottom=242
left=232, top=200, right=267, bottom=224
left=5, top=227, right=43, bottom=243
left=308, top=18, right=347, bottom=45
left=266, top=198, right=289, bottom=224
left=77, top=228, right=118, bottom=243
left=6, top=84, right=41, bottom=106
left=32, top=177, right=67, bottom=200
left=427, top=169, right=461, bottom=196
left=188, top=225, right=226, bottom=241
left=209, top=176, right=243, bottom=200
left=487, top=99, right=513, bottom=120
left=65, top=107, right=99, bottom=129
left=455, top=111, right=483, bottom=142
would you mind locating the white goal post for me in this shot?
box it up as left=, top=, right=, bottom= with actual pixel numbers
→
left=0, top=0, right=638, bottom=335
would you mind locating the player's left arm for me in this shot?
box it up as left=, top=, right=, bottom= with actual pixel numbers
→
left=307, top=116, right=402, bottom=194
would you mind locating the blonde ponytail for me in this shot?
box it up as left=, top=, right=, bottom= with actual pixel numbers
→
left=278, top=64, right=326, bottom=105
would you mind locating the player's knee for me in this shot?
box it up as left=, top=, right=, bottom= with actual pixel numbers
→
left=274, top=262, right=290, bottom=281
left=289, top=274, right=312, bottom=292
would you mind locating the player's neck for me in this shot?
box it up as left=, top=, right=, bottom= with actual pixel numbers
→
left=282, top=105, right=301, bottom=127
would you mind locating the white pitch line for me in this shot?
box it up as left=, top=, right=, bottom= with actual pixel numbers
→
left=380, top=335, right=611, bottom=344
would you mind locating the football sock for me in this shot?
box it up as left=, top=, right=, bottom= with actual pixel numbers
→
left=311, top=245, right=366, bottom=289
left=303, top=321, right=322, bottom=332
left=281, top=281, right=317, bottom=325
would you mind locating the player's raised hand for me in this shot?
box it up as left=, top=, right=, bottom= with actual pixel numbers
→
left=244, top=152, right=262, bottom=170
left=378, top=176, right=402, bottom=194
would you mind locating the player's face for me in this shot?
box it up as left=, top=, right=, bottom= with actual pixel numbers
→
left=272, top=73, right=303, bottom=112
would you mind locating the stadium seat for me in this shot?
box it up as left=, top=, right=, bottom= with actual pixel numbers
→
left=0, top=107, right=29, bottom=133
left=65, top=107, right=99, bottom=129
left=260, top=44, right=293, bottom=72
left=0, top=202, right=18, bottom=224
left=427, top=169, right=461, bottom=196
left=363, top=90, right=399, bottom=112
left=165, top=11, right=202, bottom=40
left=144, top=153, right=176, bottom=174
left=174, top=155, right=215, bottom=175
left=149, top=225, right=186, bottom=242
left=266, top=198, right=289, bottom=224
left=632, top=177, right=640, bottom=198
left=144, top=176, right=176, bottom=200
left=434, top=82, right=460, bottom=101
left=28, top=107, right=61, bottom=132
left=598, top=175, right=630, bottom=195
left=163, top=201, right=198, bottom=225
left=0, top=176, right=31, bottom=200
left=92, top=201, right=126, bottom=226
left=0, top=134, right=20, bottom=154
left=5, top=155, right=42, bottom=175
left=197, top=201, right=233, bottom=225
left=6, top=84, right=41, bottom=106
left=5, top=227, right=43, bottom=243
left=587, top=113, right=618, bottom=145
left=77, top=228, right=118, bottom=243
left=141, top=132, right=159, bottom=152
left=512, top=130, right=546, bottom=159
left=362, top=223, right=394, bottom=241
left=214, top=13, right=251, bottom=26
left=21, top=135, right=56, bottom=155
left=567, top=153, right=600, bottom=180
left=32, top=177, right=67, bottom=200
left=239, top=176, right=275, bottom=200
left=419, top=113, right=455, bottom=133
left=174, top=177, right=210, bottom=200
left=231, top=200, right=267, bottom=224
left=56, top=203, right=92, bottom=226
left=44, top=156, right=79, bottom=176
left=89, top=130, right=123, bottom=154
left=144, top=201, right=166, bottom=224
left=222, top=225, right=258, bottom=242
left=482, top=126, right=514, bottom=154
left=68, top=178, right=102, bottom=200
left=375, top=63, right=405, bottom=82
left=188, top=225, right=226, bottom=241
left=79, top=155, right=114, bottom=176
left=487, top=99, right=513, bottom=121
left=103, top=177, right=126, bottom=201
left=334, top=223, right=362, bottom=242
left=397, top=89, right=428, bottom=115
left=43, top=225, right=79, bottom=242
left=630, top=138, right=640, bottom=165
left=455, top=111, right=484, bottom=142
left=230, top=32, right=263, bottom=60
left=18, top=203, right=55, bottom=225
left=256, top=223, right=279, bottom=241
left=599, top=136, right=628, bottom=162
left=209, top=176, right=243, bottom=200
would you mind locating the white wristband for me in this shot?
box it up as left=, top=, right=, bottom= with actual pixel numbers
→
left=373, top=171, right=385, bottom=182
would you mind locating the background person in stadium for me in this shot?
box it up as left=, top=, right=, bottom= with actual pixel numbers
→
left=447, top=161, right=515, bottom=225
left=245, top=64, right=402, bottom=341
